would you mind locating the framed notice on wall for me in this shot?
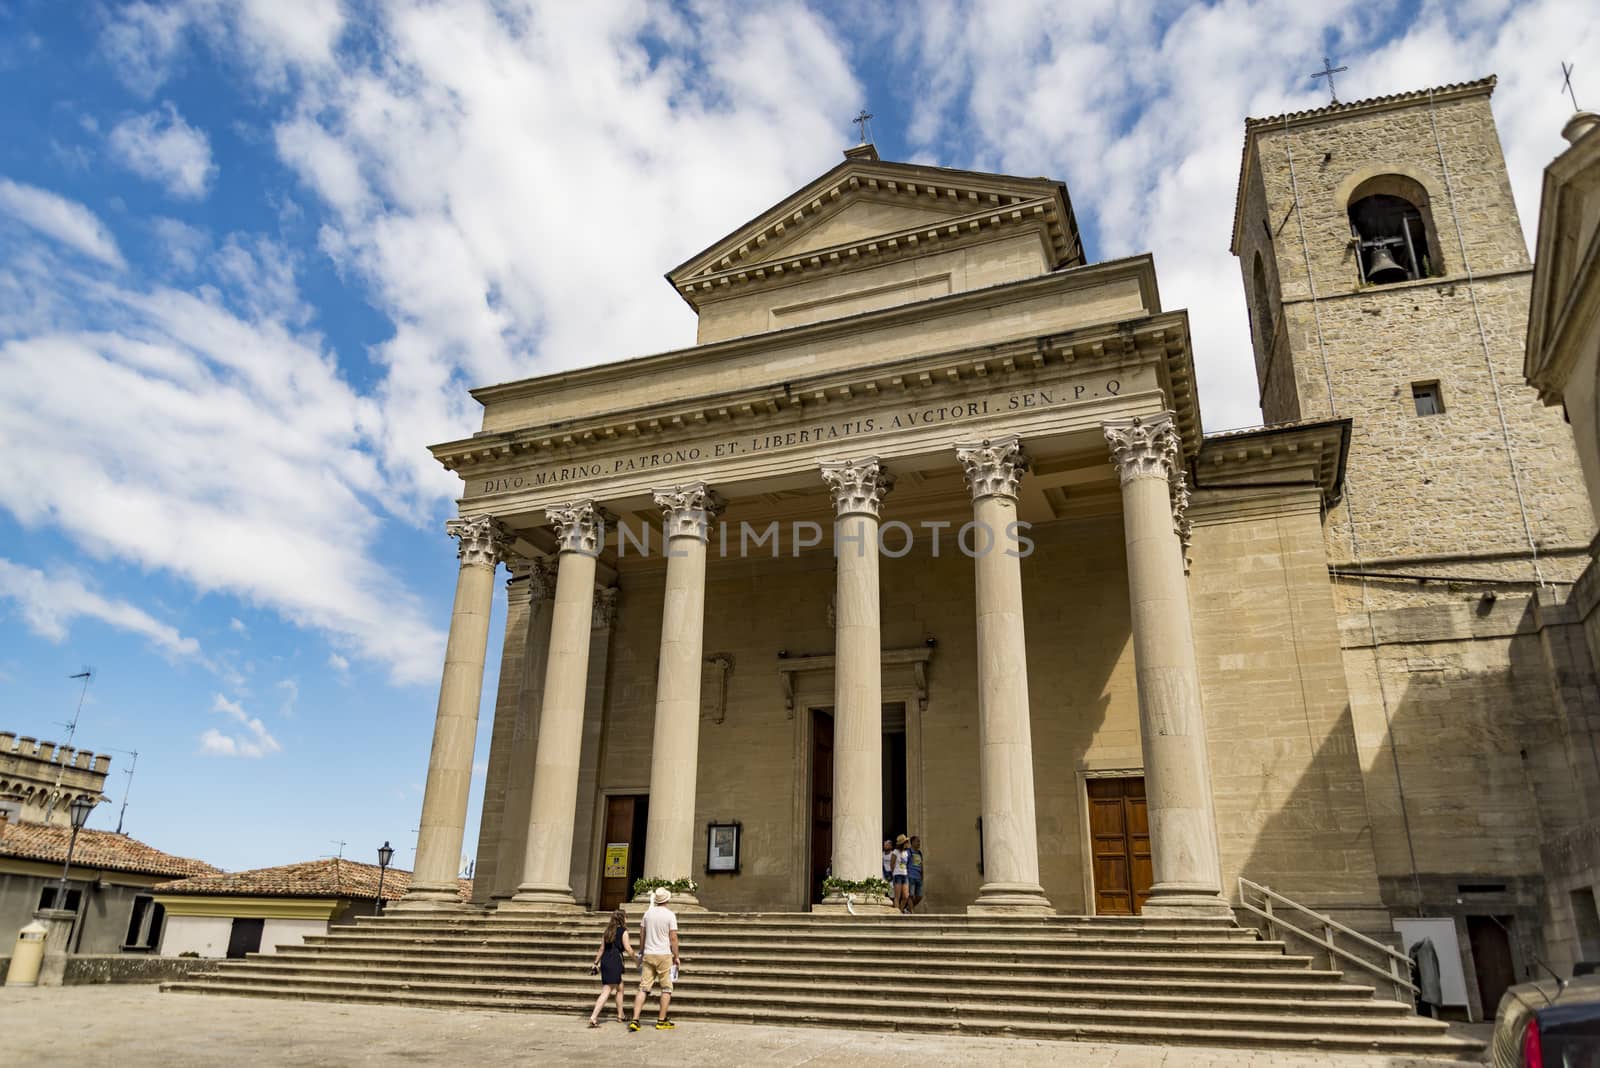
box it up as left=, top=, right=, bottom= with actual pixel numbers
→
left=604, top=843, right=629, bottom=879
left=705, top=821, right=741, bottom=874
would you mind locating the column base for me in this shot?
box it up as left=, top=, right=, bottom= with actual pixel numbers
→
left=632, top=891, right=707, bottom=914
left=968, top=881, right=1055, bottom=915
left=500, top=884, right=583, bottom=913
left=812, top=892, right=898, bottom=916
left=1139, top=884, right=1234, bottom=919
left=388, top=883, right=474, bottom=912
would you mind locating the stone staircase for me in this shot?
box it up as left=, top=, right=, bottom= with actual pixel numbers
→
left=162, top=911, right=1481, bottom=1057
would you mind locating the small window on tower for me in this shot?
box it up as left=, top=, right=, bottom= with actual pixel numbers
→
left=1412, top=382, right=1444, bottom=416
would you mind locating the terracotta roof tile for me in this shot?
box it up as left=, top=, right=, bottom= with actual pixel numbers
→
left=152, top=857, right=472, bottom=902
left=0, top=820, right=218, bottom=878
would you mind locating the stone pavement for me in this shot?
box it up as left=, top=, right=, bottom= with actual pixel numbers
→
left=0, top=986, right=1489, bottom=1067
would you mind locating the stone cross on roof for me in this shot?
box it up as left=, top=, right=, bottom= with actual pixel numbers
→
left=852, top=108, right=874, bottom=144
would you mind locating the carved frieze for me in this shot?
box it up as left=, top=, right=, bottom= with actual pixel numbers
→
left=652, top=482, right=725, bottom=541
left=1103, top=413, right=1180, bottom=485
left=445, top=515, right=511, bottom=570
left=546, top=500, right=608, bottom=556
left=955, top=436, right=1029, bottom=501
left=820, top=457, right=894, bottom=518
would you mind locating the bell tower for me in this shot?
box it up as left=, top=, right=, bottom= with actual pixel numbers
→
left=1230, top=76, right=1592, bottom=574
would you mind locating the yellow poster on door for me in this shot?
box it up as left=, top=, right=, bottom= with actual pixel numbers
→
left=604, top=843, right=629, bottom=878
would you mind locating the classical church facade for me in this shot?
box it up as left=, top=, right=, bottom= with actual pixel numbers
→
left=400, top=77, right=1600, bottom=1019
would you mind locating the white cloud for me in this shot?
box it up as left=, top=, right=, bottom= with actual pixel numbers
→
left=228, top=616, right=248, bottom=633
left=151, top=216, right=210, bottom=273
left=877, top=0, right=1600, bottom=432
left=327, top=652, right=349, bottom=672
left=200, top=692, right=280, bottom=757
left=109, top=104, right=216, bottom=199
left=0, top=180, right=124, bottom=268
left=0, top=557, right=202, bottom=659
left=276, top=677, right=298, bottom=717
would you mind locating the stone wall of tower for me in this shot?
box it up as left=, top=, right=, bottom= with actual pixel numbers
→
left=1234, top=84, right=1600, bottom=998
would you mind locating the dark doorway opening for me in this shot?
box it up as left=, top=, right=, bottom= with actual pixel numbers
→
left=226, top=917, right=264, bottom=959
left=1467, top=915, right=1516, bottom=1016
left=1088, top=776, right=1152, bottom=915
left=598, top=794, right=649, bottom=913
left=810, top=708, right=834, bottom=904
left=882, top=702, right=908, bottom=843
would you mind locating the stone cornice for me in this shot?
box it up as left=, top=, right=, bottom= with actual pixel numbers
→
left=1193, top=418, right=1351, bottom=508
left=1526, top=121, right=1600, bottom=402
left=436, top=306, right=1198, bottom=479
left=465, top=256, right=1161, bottom=410
left=666, top=156, right=1083, bottom=307
left=672, top=196, right=1064, bottom=307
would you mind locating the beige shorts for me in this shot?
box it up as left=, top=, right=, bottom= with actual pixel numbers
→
left=639, top=953, right=674, bottom=993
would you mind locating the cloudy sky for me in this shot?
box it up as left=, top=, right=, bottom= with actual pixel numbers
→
left=0, top=0, right=1588, bottom=873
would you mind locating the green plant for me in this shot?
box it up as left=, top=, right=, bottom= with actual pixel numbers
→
left=821, top=876, right=891, bottom=899
left=632, top=875, right=699, bottom=899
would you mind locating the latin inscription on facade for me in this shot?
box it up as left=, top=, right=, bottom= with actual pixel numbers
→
left=475, top=379, right=1123, bottom=497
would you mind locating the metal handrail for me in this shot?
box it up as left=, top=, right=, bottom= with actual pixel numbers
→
left=1237, top=876, right=1418, bottom=1002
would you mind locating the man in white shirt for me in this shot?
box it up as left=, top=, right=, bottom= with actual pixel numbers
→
left=629, top=887, right=681, bottom=1031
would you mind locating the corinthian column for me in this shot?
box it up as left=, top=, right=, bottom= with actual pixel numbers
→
left=956, top=437, right=1053, bottom=915
left=401, top=515, right=510, bottom=907
left=1104, top=413, right=1229, bottom=917
left=640, top=482, right=724, bottom=910
left=820, top=458, right=893, bottom=904
left=507, top=500, right=608, bottom=912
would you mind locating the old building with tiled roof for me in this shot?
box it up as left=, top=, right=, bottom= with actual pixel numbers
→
left=151, top=857, right=470, bottom=959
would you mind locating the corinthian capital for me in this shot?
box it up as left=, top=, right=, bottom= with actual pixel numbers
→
left=1103, top=413, right=1180, bottom=485
left=507, top=556, right=558, bottom=606
left=820, top=457, right=894, bottom=518
left=445, top=515, right=511, bottom=570
left=546, top=500, right=608, bottom=556
left=955, top=437, right=1029, bottom=501
left=652, top=482, right=725, bottom=541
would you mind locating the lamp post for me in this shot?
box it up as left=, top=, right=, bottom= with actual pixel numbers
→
left=375, top=841, right=394, bottom=916
left=54, top=795, right=95, bottom=914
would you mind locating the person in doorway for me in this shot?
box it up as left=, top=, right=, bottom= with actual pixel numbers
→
left=892, top=834, right=911, bottom=912
left=882, top=839, right=894, bottom=884
left=906, top=835, right=924, bottom=912
left=587, top=908, right=631, bottom=1027
left=629, top=887, right=681, bottom=1032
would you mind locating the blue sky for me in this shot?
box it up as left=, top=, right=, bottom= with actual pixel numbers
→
left=0, top=0, right=1587, bottom=875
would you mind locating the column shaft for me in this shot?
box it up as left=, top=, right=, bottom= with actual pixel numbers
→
left=821, top=459, right=892, bottom=898
left=509, top=501, right=605, bottom=912
left=1106, top=414, right=1229, bottom=918
left=958, top=438, right=1052, bottom=914
left=404, top=516, right=507, bottom=906
left=496, top=561, right=556, bottom=899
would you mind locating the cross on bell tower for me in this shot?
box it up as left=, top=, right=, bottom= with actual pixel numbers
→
left=1311, top=56, right=1349, bottom=104
left=852, top=108, right=874, bottom=145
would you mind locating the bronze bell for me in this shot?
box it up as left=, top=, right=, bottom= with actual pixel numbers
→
left=1364, top=242, right=1409, bottom=284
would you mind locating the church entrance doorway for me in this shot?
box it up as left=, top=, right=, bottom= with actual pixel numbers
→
left=1087, top=775, right=1152, bottom=915
left=806, top=704, right=910, bottom=904
left=1466, top=915, right=1516, bottom=1016
left=597, top=793, right=648, bottom=913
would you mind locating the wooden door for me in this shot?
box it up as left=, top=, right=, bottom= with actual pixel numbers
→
left=598, top=794, right=649, bottom=912
left=1088, top=777, right=1152, bottom=915
left=811, top=709, right=834, bottom=903
left=1467, top=915, right=1516, bottom=1015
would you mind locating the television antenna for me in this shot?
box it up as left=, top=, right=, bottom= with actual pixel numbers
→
left=105, top=748, right=140, bottom=834
left=43, top=668, right=94, bottom=822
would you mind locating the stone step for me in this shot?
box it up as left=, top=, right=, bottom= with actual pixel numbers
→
left=266, top=946, right=1361, bottom=990
left=303, top=930, right=1285, bottom=955
left=160, top=980, right=1476, bottom=1056
left=356, top=917, right=1253, bottom=940
left=206, top=959, right=1400, bottom=1016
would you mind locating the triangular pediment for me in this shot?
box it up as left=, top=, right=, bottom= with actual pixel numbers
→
left=666, top=153, right=1083, bottom=309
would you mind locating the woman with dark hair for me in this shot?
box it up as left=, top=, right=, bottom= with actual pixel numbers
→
left=587, top=908, right=632, bottom=1027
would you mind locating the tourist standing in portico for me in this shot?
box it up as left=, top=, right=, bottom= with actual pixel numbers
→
left=892, top=834, right=911, bottom=912
left=906, top=836, right=924, bottom=912
left=629, top=887, right=681, bottom=1032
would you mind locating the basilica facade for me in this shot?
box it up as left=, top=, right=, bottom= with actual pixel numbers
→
left=399, top=78, right=1600, bottom=1022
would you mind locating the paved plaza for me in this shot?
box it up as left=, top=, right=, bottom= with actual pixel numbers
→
left=0, top=986, right=1489, bottom=1067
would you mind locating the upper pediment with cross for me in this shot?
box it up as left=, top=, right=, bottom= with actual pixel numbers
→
left=667, top=147, right=1085, bottom=344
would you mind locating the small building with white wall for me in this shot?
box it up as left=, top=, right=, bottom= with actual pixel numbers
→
left=152, top=858, right=469, bottom=958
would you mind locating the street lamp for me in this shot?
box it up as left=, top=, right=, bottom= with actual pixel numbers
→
left=375, top=840, right=394, bottom=916
left=54, top=795, right=96, bottom=914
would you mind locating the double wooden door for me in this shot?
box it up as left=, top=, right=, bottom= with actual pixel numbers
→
left=1088, top=776, right=1152, bottom=915
left=598, top=794, right=649, bottom=912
